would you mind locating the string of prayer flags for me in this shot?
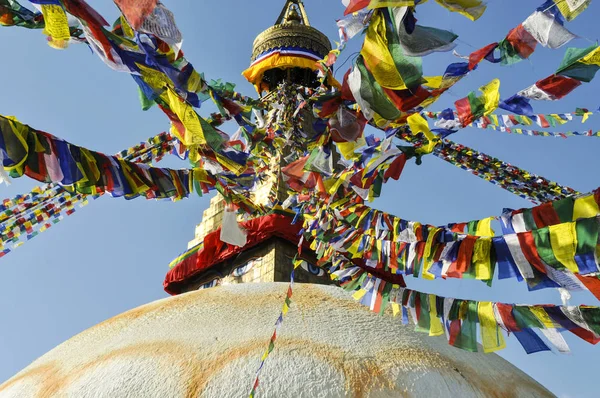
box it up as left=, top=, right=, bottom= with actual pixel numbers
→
left=305, top=185, right=600, bottom=298
left=470, top=122, right=600, bottom=138
left=500, top=45, right=600, bottom=115
left=344, top=273, right=600, bottom=355
left=425, top=109, right=594, bottom=130
left=249, top=258, right=303, bottom=398
left=0, top=191, right=94, bottom=257
left=0, top=130, right=187, bottom=257
left=395, top=128, right=577, bottom=203
left=341, top=1, right=583, bottom=126
left=434, top=139, right=578, bottom=203
left=19, top=0, right=250, bottom=175
left=0, top=115, right=196, bottom=200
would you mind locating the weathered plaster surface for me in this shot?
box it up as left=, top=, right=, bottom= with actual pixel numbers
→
left=0, top=283, right=554, bottom=397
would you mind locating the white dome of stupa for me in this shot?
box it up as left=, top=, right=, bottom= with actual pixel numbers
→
left=0, top=283, right=553, bottom=397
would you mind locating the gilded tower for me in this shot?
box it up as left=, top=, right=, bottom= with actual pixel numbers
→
left=166, top=0, right=335, bottom=294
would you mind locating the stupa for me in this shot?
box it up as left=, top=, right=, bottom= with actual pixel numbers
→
left=0, top=1, right=555, bottom=397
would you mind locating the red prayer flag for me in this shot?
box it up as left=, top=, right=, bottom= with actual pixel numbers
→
left=469, top=43, right=498, bottom=70
left=113, top=0, right=158, bottom=29
left=384, top=86, right=431, bottom=112
left=535, top=75, right=582, bottom=100
left=344, top=0, right=371, bottom=15
left=448, top=320, right=461, bottom=346
left=532, top=202, right=561, bottom=228
left=384, top=154, right=406, bottom=181
left=505, top=24, right=537, bottom=59
left=517, top=232, right=549, bottom=275
left=538, top=115, right=550, bottom=128
left=454, top=96, right=473, bottom=127
left=496, top=303, right=521, bottom=332
left=447, top=236, right=477, bottom=278
left=576, top=275, right=600, bottom=301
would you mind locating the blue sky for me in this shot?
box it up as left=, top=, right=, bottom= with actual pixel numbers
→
left=0, top=1, right=599, bottom=396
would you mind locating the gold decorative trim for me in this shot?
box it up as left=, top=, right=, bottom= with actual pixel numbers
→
left=251, top=23, right=331, bottom=62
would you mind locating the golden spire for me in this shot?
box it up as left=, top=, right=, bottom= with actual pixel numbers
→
left=275, top=0, right=311, bottom=26
left=249, top=0, right=331, bottom=64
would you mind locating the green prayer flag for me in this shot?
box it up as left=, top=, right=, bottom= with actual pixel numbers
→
left=532, top=228, right=565, bottom=271
left=416, top=292, right=431, bottom=333
left=576, top=217, right=598, bottom=255
left=556, top=45, right=600, bottom=82
left=356, top=56, right=402, bottom=121
left=552, top=197, right=575, bottom=223
left=454, top=301, right=478, bottom=352
left=513, top=306, right=544, bottom=329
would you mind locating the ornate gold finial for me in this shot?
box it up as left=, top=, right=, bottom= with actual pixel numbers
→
left=286, top=7, right=302, bottom=24
left=249, top=0, right=331, bottom=63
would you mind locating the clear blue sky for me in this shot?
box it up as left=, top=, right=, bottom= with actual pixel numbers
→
left=1, top=1, right=599, bottom=396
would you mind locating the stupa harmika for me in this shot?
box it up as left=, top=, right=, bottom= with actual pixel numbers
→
left=0, top=1, right=554, bottom=397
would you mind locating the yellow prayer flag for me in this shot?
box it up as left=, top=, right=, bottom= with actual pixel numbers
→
left=260, top=350, right=269, bottom=361
left=473, top=237, right=492, bottom=280
left=361, top=12, right=407, bottom=90
left=475, top=217, right=495, bottom=237
left=422, top=228, right=441, bottom=280
left=41, top=5, right=70, bottom=49
left=480, top=78, right=501, bottom=116
left=529, top=307, right=558, bottom=329
left=520, top=116, right=533, bottom=126
left=328, top=171, right=350, bottom=195
left=367, top=0, right=419, bottom=8
left=429, top=295, right=445, bottom=336
left=348, top=237, right=363, bottom=258
left=391, top=302, right=401, bottom=317
left=79, top=148, right=100, bottom=182
left=573, top=194, right=600, bottom=220
left=422, top=76, right=444, bottom=89
left=3, top=116, right=30, bottom=173
left=188, top=70, right=203, bottom=93
left=478, top=302, right=506, bottom=353
left=549, top=114, right=569, bottom=125
left=554, top=0, right=591, bottom=21
left=548, top=222, right=579, bottom=274
left=192, top=168, right=210, bottom=183
left=435, top=0, right=487, bottom=21
left=136, top=63, right=171, bottom=91
left=353, top=289, right=368, bottom=301
left=166, top=88, right=206, bottom=146
left=407, top=113, right=439, bottom=154
left=336, top=137, right=366, bottom=160
left=120, top=16, right=135, bottom=38
left=215, top=153, right=247, bottom=176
